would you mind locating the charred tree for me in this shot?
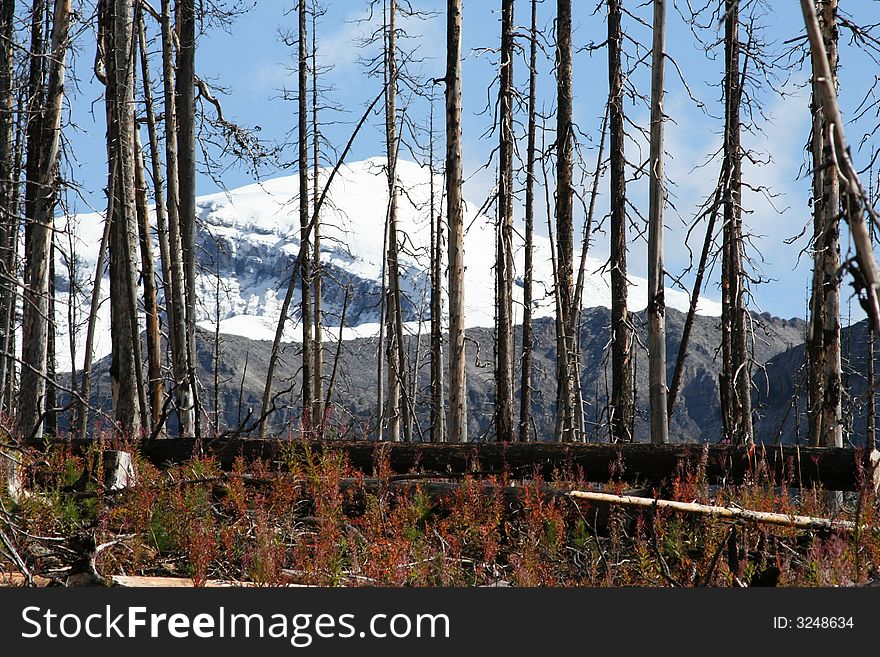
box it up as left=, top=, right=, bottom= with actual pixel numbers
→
left=134, top=127, right=165, bottom=436
left=161, top=0, right=194, bottom=436
left=137, top=6, right=176, bottom=381
left=555, top=0, right=577, bottom=442
left=608, top=0, right=633, bottom=443
left=446, top=0, right=466, bottom=442
left=647, top=0, right=668, bottom=445
left=297, top=0, right=314, bottom=432
left=103, top=0, right=144, bottom=437
left=18, top=0, right=71, bottom=440
left=807, top=0, right=842, bottom=449
left=429, top=95, right=446, bottom=443
left=0, top=0, right=16, bottom=416
left=383, top=0, right=409, bottom=442
left=176, top=0, right=200, bottom=437
left=720, top=0, right=753, bottom=445
left=495, top=0, right=515, bottom=443
left=311, top=3, right=324, bottom=434
left=519, top=0, right=538, bottom=443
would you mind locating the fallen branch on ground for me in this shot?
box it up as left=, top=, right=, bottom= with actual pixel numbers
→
left=567, top=489, right=861, bottom=533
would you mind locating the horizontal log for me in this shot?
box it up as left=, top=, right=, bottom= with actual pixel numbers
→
left=26, top=438, right=880, bottom=492
left=567, top=490, right=858, bottom=533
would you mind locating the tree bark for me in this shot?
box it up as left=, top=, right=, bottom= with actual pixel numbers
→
left=18, top=0, right=70, bottom=440
left=161, top=0, right=194, bottom=436
left=18, top=0, right=47, bottom=438
left=176, top=0, right=200, bottom=438
left=494, top=0, right=515, bottom=443
left=137, top=6, right=176, bottom=374
left=720, top=0, right=752, bottom=445
left=555, top=0, right=577, bottom=443
left=0, top=0, right=17, bottom=417
left=519, top=0, right=538, bottom=443
left=1, top=90, right=22, bottom=412
left=429, top=97, right=446, bottom=443
left=647, top=0, right=668, bottom=445
left=808, top=0, right=842, bottom=450
left=311, top=6, right=324, bottom=434
left=297, top=0, right=314, bottom=433
left=384, top=0, right=408, bottom=442
left=608, top=0, right=633, bottom=443
left=134, top=127, right=165, bottom=436
left=104, top=0, right=144, bottom=437
left=45, top=238, right=55, bottom=436
left=446, top=0, right=467, bottom=442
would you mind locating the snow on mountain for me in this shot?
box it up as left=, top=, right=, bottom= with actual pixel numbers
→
left=54, top=157, right=721, bottom=373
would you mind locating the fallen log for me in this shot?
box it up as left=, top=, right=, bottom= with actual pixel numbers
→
left=567, top=490, right=859, bottom=533
left=25, top=438, right=880, bottom=492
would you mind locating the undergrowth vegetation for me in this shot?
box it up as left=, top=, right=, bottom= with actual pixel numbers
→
left=1, top=440, right=878, bottom=587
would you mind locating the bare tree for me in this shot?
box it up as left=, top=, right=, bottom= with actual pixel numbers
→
left=647, top=0, right=668, bottom=445
left=608, top=0, right=633, bottom=443
left=295, top=0, right=314, bottom=434
left=519, top=0, right=538, bottom=443
left=103, top=0, right=144, bottom=436
left=720, top=0, right=753, bottom=445
left=428, top=92, right=445, bottom=443
left=19, top=0, right=71, bottom=440
left=311, top=1, right=324, bottom=434
left=161, top=0, right=194, bottom=436
left=555, top=0, right=576, bottom=443
left=0, top=0, right=17, bottom=417
left=133, top=127, right=165, bottom=436
left=493, top=0, right=515, bottom=443
left=176, top=0, right=200, bottom=437
left=807, top=0, right=842, bottom=449
left=446, top=0, right=466, bottom=442
left=383, top=0, right=408, bottom=442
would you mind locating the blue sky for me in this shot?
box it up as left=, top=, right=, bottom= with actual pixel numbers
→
left=61, top=0, right=880, bottom=323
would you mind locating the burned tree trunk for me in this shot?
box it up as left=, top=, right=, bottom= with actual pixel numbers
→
left=311, top=7, right=324, bottom=434
left=104, top=0, right=143, bottom=437
left=555, top=0, right=577, bottom=443
left=176, top=0, right=200, bottom=438
left=134, top=127, right=165, bottom=436
left=18, top=0, right=70, bottom=440
left=720, top=0, right=752, bottom=445
left=429, top=97, right=446, bottom=443
left=647, top=0, right=668, bottom=445
left=519, top=0, right=538, bottom=443
left=384, top=0, right=408, bottom=442
left=807, top=0, right=842, bottom=450
left=608, top=0, right=633, bottom=443
left=297, top=0, right=314, bottom=433
left=446, top=0, right=467, bottom=442
left=495, top=0, right=515, bottom=443
left=161, top=0, right=194, bottom=436
left=0, top=0, right=16, bottom=417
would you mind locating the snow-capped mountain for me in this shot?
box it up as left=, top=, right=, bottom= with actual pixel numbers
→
left=54, top=157, right=721, bottom=374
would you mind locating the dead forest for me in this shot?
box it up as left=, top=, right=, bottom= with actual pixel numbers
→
left=1, top=0, right=880, bottom=587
